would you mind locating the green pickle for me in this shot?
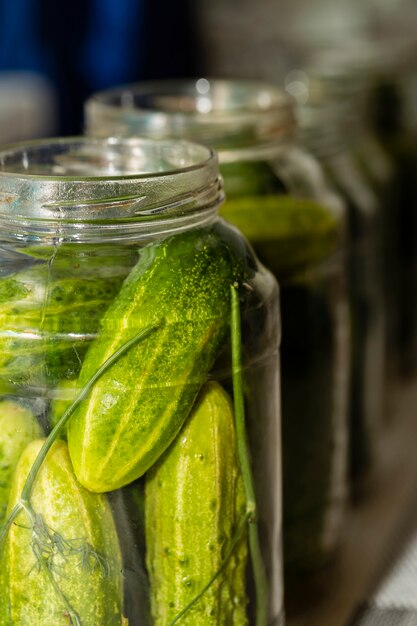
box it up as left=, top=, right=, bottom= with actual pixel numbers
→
left=49, top=379, right=78, bottom=435
left=0, top=439, right=125, bottom=625
left=0, top=244, right=136, bottom=391
left=145, top=382, right=248, bottom=625
left=0, top=400, right=42, bottom=524
left=68, top=226, right=243, bottom=493
left=220, top=194, right=339, bottom=271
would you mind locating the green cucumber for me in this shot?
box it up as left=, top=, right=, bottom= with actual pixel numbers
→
left=68, top=225, right=243, bottom=493
left=0, top=399, right=42, bottom=524
left=145, top=381, right=248, bottom=625
left=219, top=160, right=285, bottom=197
left=49, top=379, right=78, bottom=436
left=0, top=439, right=125, bottom=625
left=220, top=195, right=340, bottom=272
left=0, top=245, right=135, bottom=390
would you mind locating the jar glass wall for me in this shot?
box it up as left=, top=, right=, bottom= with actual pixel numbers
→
left=86, top=79, right=351, bottom=609
left=0, top=137, right=283, bottom=625
left=368, top=58, right=417, bottom=378
left=300, top=46, right=417, bottom=379
left=298, top=99, right=385, bottom=497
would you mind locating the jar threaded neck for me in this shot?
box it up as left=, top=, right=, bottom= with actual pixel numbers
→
left=0, top=137, right=223, bottom=242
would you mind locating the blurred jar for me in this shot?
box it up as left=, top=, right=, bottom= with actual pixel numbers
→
left=368, top=52, right=417, bottom=378
left=0, top=136, right=283, bottom=625
left=295, top=93, right=385, bottom=498
left=86, top=78, right=350, bottom=609
left=298, top=44, right=417, bottom=379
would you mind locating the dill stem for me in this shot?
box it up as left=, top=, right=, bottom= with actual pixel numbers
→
left=40, top=560, right=81, bottom=626
left=231, top=284, right=268, bottom=626
left=0, top=503, right=22, bottom=546
left=0, top=325, right=158, bottom=623
left=168, top=284, right=268, bottom=625
left=21, top=324, right=158, bottom=503
left=168, top=513, right=249, bottom=626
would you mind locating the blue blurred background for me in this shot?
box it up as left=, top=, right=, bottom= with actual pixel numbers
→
left=0, top=0, right=201, bottom=135
left=0, top=0, right=414, bottom=138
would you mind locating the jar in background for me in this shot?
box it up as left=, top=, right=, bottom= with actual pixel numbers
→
left=302, top=45, right=417, bottom=379
left=86, top=79, right=350, bottom=610
left=368, top=55, right=417, bottom=378
left=296, top=94, right=385, bottom=498
left=0, top=137, right=282, bottom=625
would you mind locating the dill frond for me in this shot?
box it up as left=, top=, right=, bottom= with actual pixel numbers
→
left=28, top=513, right=109, bottom=579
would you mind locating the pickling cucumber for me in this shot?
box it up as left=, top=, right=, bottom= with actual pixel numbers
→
left=49, top=379, right=78, bottom=436
left=0, top=399, right=42, bottom=524
left=68, top=225, right=244, bottom=493
left=0, top=439, right=125, bottom=625
left=145, top=381, right=248, bottom=625
left=0, top=245, right=135, bottom=390
left=220, top=195, right=340, bottom=272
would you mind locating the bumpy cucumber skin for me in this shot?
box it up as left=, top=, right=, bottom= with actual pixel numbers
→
left=0, top=439, right=125, bottom=626
left=145, top=382, right=248, bottom=626
left=0, top=400, right=42, bottom=524
left=68, top=226, right=242, bottom=493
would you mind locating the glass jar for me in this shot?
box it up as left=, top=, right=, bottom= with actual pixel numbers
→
left=86, top=79, right=350, bottom=609
left=301, top=47, right=417, bottom=379
left=296, top=96, right=385, bottom=497
left=0, top=137, right=283, bottom=626
left=368, top=58, right=417, bottom=378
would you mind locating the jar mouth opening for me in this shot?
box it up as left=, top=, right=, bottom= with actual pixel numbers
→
left=0, top=137, right=223, bottom=238
left=85, top=78, right=297, bottom=151
left=88, top=78, right=293, bottom=115
left=0, top=136, right=215, bottom=181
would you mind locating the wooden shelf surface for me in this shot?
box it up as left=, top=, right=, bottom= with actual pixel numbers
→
left=288, top=379, right=417, bottom=626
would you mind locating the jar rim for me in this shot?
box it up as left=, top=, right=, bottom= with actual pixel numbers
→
left=85, top=78, right=297, bottom=151
left=87, top=78, right=294, bottom=115
left=0, top=137, right=224, bottom=240
left=0, top=135, right=216, bottom=181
